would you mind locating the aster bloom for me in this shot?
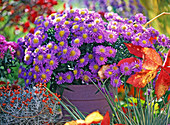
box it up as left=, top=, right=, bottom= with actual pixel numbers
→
left=15, top=45, right=24, bottom=62
left=42, top=20, right=52, bottom=31
left=18, top=66, right=27, bottom=79
left=30, top=36, right=42, bottom=48
left=34, top=16, right=44, bottom=25
left=55, top=27, right=70, bottom=41
left=67, top=47, right=81, bottom=61
left=158, top=34, right=169, bottom=47
left=120, top=62, right=132, bottom=76
left=46, top=56, right=58, bottom=70
left=135, top=13, right=147, bottom=24
left=24, top=77, right=32, bottom=87
left=86, top=53, right=94, bottom=63
left=71, top=37, right=84, bottom=47
left=89, top=61, right=100, bottom=73
left=24, top=51, right=33, bottom=65
left=34, top=52, right=46, bottom=65
left=147, top=27, right=159, bottom=37
left=56, top=72, right=65, bottom=84
left=105, top=31, right=118, bottom=43
left=73, top=67, right=81, bottom=79
left=104, top=69, right=115, bottom=78
left=94, top=45, right=107, bottom=56
left=77, top=55, right=89, bottom=67
left=110, top=63, right=120, bottom=75
left=65, top=71, right=74, bottom=83
left=93, top=31, right=105, bottom=43
left=39, top=68, right=52, bottom=83
left=105, top=46, right=116, bottom=58
left=58, top=40, right=68, bottom=49
left=111, top=76, right=122, bottom=87
left=81, top=71, right=92, bottom=83
left=95, top=55, right=107, bottom=66
left=131, top=59, right=142, bottom=72
left=138, top=39, right=152, bottom=47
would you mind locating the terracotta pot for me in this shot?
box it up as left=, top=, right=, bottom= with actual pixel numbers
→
left=62, top=85, right=112, bottom=119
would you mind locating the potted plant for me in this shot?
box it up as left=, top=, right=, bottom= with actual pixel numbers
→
left=16, top=8, right=170, bottom=117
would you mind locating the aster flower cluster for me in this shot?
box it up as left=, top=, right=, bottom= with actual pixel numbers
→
left=16, top=8, right=170, bottom=90
left=0, top=34, right=19, bottom=78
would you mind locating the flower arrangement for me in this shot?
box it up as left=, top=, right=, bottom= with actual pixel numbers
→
left=16, top=8, right=169, bottom=96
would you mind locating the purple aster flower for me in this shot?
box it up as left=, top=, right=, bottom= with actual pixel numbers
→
left=105, top=46, right=116, bottom=58
left=71, top=37, right=84, bottom=47
left=131, top=59, right=142, bottom=72
left=120, top=62, right=132, bottom=76
left=89, top=61, right=100, bottom=73
left=58, top=40, right=68, bottom=49
left=111, top=76, right=122, bottom=87
left=95, top=55, right=107, bottom=66
left=54, top=16, right=66, bottom=26
left=147, top=27, right=159, bottom=37
left=55, top=27, right=70, bottom=41
left=56, top=72, right=65, bottom=84
left=138, top=39, right=152, bottom=47
left=27, top=68, right=34, bottom=79
left=45, top=56, right=58, bottom=70
left=71, top=24, right=80, bottom=33
left=34, top=53, right=46, bottom=65
left=105, top=31, right=118, bottom=43
left=104, top=69, right=115, bottom=78
left=93, top=45, right=107, bottom=56
left=158, top=34, right=169, bottom=47
left=93, top=31, right=105, bottom=43
left=86, top=53, right=94, bottom=62
left=15, top=45, right=24, bottom=62
left=42, top=20, right=52, bottom=31
left=32, top=72, right=40, bottom=83
left=33, top=64, right=42, bottom=73
left=41, top=33, right=48, bottom=41
left=81, top=71, right=92, bottom=83
left=24, top=51, right=33, bottom=65
left=39, top=68, right=52, bottom=83
left=64, top=71, right=74, bottom=83
left=77, top=55, right=89, bottom=67
left=24, top=77, right=32, bottom=87
left=110, top=63, right=120, bottom=75
left=73, top=67, right=81, bottom=79
left=30, top=36, right=42, bottom=48
left=67, top=47, right=81, bottom=61
left=18, top=66, right=26, bottom=79
left=34, top=16, right=44, bottom=25
left=135, top=13, right=147, bottom=24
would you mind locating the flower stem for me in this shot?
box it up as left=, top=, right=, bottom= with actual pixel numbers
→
left=144, top=12, right=170, bottom=28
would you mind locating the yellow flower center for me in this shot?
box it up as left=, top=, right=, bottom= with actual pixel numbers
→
left=124, top=67, right=129, bottom=72
left=121, top=26, right=127, bottom=30
left=109, top=34, right=113, bottom=38
left=114, top=79, right=118, bottom=84
left=74, top=39, right=80, bottom=43
left=73, top=25, right=79, bottom=29
left=70, top=9, right=74, bottom=13
left=17, top=50, right=20, bottom=56
left=70, top=50, right=76, bottom=56
left=67, top=75, right=71, bottom=80
left=152, top=30, right=155, bottom=34
left=59, top=31, right=65, bottom=37
left=64, top=21, right=70, bottom=25
left=135, top=64, right=140, bottom=68
left=73, top=69, right=77, bottom=75
left=134, top=24, right=138, bottom=28
left=95, top=19, right=100, bottom=23
left=46, top=54, right=51, bottom=59
left=88, top=54, right=93, bottom=59
left=44, top=22, right=49, bottom=27
left=88, top=24, right=92, bottom=28
left=35, top=65, right=40, bottom=72
left=26, top=79, right=29, bottom=83
left=79, top=27, right=84, bottom=31
left=46, top=69, right=50, bottom=72
left=142, top=40, right=147, bottom=44
left=49, top=60, right=54, bottom=65
left=99, top=57, right=104, bottom=61
left=81, top=11, right=85, bottom=15
left=38, top=55, right=43, bottom=60
left=56, top=18, right=61, bottom=22
left=113, top=66, right=118, bottom=70
left=83, top=75, right=89, bottom=82
left=25, top=54, right=30, bottom=61
left=83, top=34, right=88, bottom=39
left=80, top=58, right=85, bottom=63
left=42, top=35, right=45, bottom=39
left=63, top=49, right=67, bottom=54
left=108, top=71, right=112, bottom=75
left=47, top=43, right=52, bottom=49
left=111, top=26, right=116, bottom=30
left=93, top=28, right=98, bottom=32
left=33, top=38, right=39, bottom=44
left=98, top=35, right=103, bottom=39
left=54, top=45, right=58, bottom=50
left=35, top=31, right=40, bottom=35
left=135, top=37, right=139, bottom=42
left=127, top=32, right=131, bottom=36
left=162, top=38, right=165, bottom=42
left=28, top=72, right=32, bottom=76
left=59, top=41, right=65, bottom=46
left=59, top=76, right=63, bottom=80
left=100, top=48, right=105, bottom=53
left=41, top=74, right=46, bottom=79
left=34, top=74, right=37, bottom=79
left=93, top=65, right=99, bottom=70
left=74, top=17, right=79, bottom=21
left=109, top=50, right=113, bottom=54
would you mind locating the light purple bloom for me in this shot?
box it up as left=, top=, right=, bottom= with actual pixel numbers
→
left=89, top=61, right=100, bottom=73
left=135, top=13, right=147, bottom=24
left=67, top=47, right=81, bottom=61
left=105, top=46, right=116, bottom=58
left=65, top=71, right=74, bottom=83
left=56, top=72, right=65, bottom=84
left=81, top=71, right=92, bottom=83
left=77, top=55, right=89, bottom=67
left=24, top=51, right=33, bottom=65
left=55, top=27, right=70, bottom=41
left=120, top=62, right=132, bottom=76
left=95, top=55, right=107, bottom=66
left=111, top=76, right=121, bottom=87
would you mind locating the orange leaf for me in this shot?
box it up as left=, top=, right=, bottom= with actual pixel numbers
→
left=117, top=57, right=139, bottom=66
left=155, top=68, right=170, bottom=99
left=124, top=43, right=143, bottom=58
left=126, top=70, right=158, bottom=88
left=85, top=111, right=103, bottom=124
left=98, top=65, right=110, bottom=79
left=101, top=111, right=110, bottom=125
left=163, top=49, right=170, bottom=67
left=142, top=48, right=162, bottom=70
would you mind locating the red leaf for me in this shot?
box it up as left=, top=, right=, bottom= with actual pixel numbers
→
left=117, top=57, right=139, bottom=66
left=124, top=43, right=143, bottom=58
left=101, top=111, right=110, bottom=125
left=163, top=49, right=170, bottom=67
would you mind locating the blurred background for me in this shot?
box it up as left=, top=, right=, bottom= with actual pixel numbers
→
left=0, top=0, right=170, bottom=42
